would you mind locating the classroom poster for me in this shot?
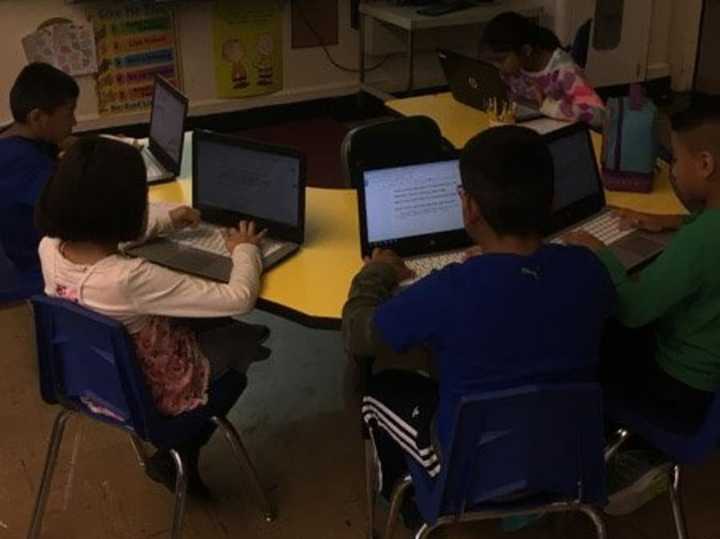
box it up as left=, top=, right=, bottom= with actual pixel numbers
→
left=89, top=5, right=181, bottom=115
left=213, top=0, right=283, bottom=99
left=22, top=21, right=98, bottom=76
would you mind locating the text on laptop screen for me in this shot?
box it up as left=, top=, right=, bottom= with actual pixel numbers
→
left=196, top=139, right=300, bottom=227
left=549, top=129, right=602, bottom=210
left=149, top=82, right=185, bottom=165
left=363, top=160, right=463, bottom=244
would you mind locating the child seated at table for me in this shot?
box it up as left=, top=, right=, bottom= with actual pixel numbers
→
left=342, top=126, right=615, bottom=527
left=35, top=136, right=270, bottom=497
left=480, top=12, right=605, bottom=127
left=0, top=63, right=78, bottom=274
left=566, top=93, right=720, bottom=515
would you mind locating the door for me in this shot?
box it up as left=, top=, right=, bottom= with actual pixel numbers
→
left=695, top=0, right=720, bottom=92
left=584, top=0, right=654, bottom=87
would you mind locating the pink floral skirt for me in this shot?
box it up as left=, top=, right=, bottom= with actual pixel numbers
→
left=132, top=316, right=210, bottom=416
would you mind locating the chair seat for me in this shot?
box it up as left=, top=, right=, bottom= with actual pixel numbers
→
left=605, top=391, right=719, bottom=464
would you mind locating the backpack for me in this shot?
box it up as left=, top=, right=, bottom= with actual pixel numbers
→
left=601, top=85, right=659, bottom=193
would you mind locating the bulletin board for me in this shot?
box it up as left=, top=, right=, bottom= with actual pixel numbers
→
left=88, top=4, right=181, bottom=115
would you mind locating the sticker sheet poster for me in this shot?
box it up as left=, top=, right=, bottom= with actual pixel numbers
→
left=91, top=5, right=180, bottom=115
left=214, top=0, right=283, bottom=99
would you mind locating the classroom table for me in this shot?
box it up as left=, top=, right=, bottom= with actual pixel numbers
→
left=149, top=102, right=683, bottom=329
left=386, top=92, right=685, bottom=215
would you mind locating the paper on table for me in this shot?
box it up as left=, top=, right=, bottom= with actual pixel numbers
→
left=522, top=117, right=572, bottom=135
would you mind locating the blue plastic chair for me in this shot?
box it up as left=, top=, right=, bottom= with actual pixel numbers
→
left=367, top=384, right=608, bottom=539
left=0, top=243, right=43, bottom=303
left=28, top=295, right=274, bottom=539
left=604, top=386, right=720, bottom=539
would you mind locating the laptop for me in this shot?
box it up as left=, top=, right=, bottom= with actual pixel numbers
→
left=141, top=76, right=189, bottom=184
left=126, top=130, right=306, bottom=282
left=356, top=156, right=472, bottom=287
left=545, top=123, right=672, bottom=270
left=437, top=48, right=544, bottom=122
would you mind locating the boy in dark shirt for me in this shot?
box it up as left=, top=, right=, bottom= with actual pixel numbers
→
left=0, top=62, right=78, bottom=274
left=343, top=126, right=615, bottom=517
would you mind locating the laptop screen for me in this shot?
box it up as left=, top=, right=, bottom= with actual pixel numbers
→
left=545, top=125, right=605, bottom=234
left=361, top=160, right=465, bottom=253
left=149, top=80, right=186, bottom=166
left=195, top=135, right=302, bottom=228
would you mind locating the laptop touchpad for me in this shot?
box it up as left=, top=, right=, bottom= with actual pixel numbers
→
left=614, top=235, right=665, bottom=257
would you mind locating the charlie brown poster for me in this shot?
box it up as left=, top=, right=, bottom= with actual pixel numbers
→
left=214, top=0, right=283, bottom=98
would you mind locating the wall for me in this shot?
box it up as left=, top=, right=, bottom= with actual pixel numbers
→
left=0, top=0, right=703, bottom=130
left=695, top=0, right=720, bottom=93
left=0, top=0, right=368, bottom=130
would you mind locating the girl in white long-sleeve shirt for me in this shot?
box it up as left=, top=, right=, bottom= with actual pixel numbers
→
left=35, top=136, right=268, bottom=495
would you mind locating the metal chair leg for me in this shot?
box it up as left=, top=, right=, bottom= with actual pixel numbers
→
left=383, top=475, right=413, bottom=539
left=414, top=522, right=438, bottom=539
left=27, top=409, right=74, bottom=539
left=578, top=505, right=608, bottom=539
left=604, top=428, right=630, bottom=462
left=364, top=437, right=377, bottom=539
left=128, top=434, right=147, bottom=470
left=169, top=450, right=187, bottom=539
left=669, top=465, right=689, bottom=539
left=212, top=416, right=275, bottom=522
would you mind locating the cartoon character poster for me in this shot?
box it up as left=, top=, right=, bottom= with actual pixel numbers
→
left=214, top=0, right=283, bottom=98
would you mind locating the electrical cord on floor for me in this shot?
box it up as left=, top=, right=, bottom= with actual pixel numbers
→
left=294, top=0, right=401, bottom=73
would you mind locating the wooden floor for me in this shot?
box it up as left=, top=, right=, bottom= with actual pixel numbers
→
left=2, top=302, right=719, bottom=539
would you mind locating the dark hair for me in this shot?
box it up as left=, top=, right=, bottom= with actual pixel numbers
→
left=481, top=12, right=561, bottom=54
left=460, top=126, right=554, bottom=236
left=671, top=92, right=720, bottom=133
left=10, top=62, right=80, bottom=123
left=35, top=137, right=148, bottom=243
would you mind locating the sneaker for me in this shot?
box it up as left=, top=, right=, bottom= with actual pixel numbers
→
left=145, top=450, right=213, bottom=500
left=605, top=450, right=672, bottom=515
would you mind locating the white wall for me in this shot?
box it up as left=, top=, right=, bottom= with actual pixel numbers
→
left=0, top=0, right=703, bottom=130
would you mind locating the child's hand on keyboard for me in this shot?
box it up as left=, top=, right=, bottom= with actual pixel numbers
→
left=614, top=208, right=682, bottom=233
left=365, top=248, right=415, bottom=282
left=224, top=220, right=267, bottom=253
left=562, top=231, right=606, bottom=253
left=463, top=245, right=484, bottom=261
left=169, top=206, right=201, bottom=230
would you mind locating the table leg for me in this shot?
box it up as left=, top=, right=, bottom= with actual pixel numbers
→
left=406, top=29, right=415, bottom=93
left=359, top=13, right=366, bottom=85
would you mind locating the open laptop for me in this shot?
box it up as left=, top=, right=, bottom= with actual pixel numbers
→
left=356, top=156, right=472, bottom=287
left=545, top=123, right=672, bottom=270
left=438, top=49, right=544, bottom=122
left=141, top=76, right=189, bottom=184
left=126, top=130, right=306, bottom=282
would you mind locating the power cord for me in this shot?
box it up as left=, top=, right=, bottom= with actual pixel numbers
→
left=294, top=0, right=400, bottom=73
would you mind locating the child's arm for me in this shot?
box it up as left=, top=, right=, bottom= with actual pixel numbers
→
left=538, top=67, right=605, bottom=127
left=594, top=225, right=703, bottom=328
left=126, top=242, right=263, bottom=317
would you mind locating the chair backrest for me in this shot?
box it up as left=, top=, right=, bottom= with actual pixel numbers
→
left=571, top=19, right=592, bottom=69
left=419, top=384, right=606, bottom=523
left=0, top=243, right=43, bottom=303
left=340, top=115, right=452, bottom=188
left=31, top=295, right=156, bottom=438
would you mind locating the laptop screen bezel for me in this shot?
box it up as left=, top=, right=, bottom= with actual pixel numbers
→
left=191, top=129, right=306, bottom=244
left=544, top=123, right=607, bottom=236
left=148, top=76, right=189, bottom=177
left=356, top=154, right=471, bottom=259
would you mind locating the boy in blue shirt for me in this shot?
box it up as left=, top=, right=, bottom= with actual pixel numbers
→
left=342, top=126, right=615, bottom=520
left=0, top=63, right=78, bottom=274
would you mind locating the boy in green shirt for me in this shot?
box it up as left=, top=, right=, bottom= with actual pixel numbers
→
left=566, top=93, right=720, bottom=514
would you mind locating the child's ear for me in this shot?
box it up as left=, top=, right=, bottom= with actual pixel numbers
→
left=26, top=108, right=46, bottom=128
left=521, top=44, right=533, bottom=58
left=698, top=150, right=717, bottom=181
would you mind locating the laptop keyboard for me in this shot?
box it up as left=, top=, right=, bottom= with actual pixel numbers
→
left=401, top=251, right=466, bottom=287
left=142, top=150, right=165, bottom=179
left=574, top=213, right=634, bottom=245
left=172, top=223, right=284, bottom=259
